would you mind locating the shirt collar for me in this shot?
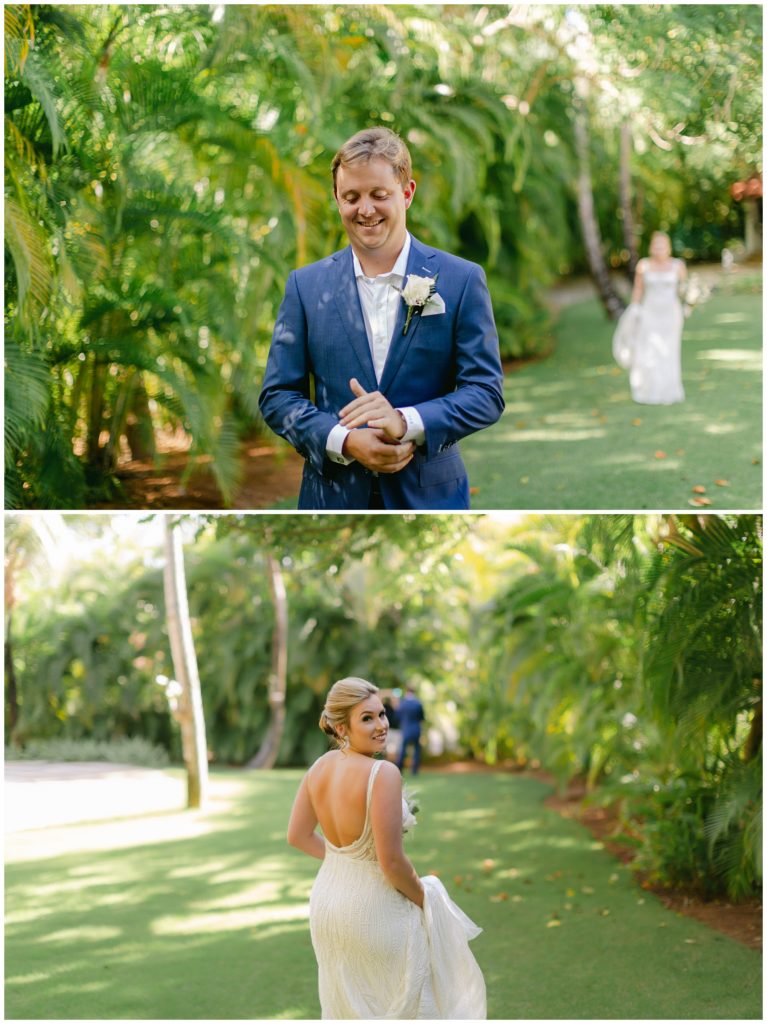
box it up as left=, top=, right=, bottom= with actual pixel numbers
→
left=352, top=232, right=411, bottom=282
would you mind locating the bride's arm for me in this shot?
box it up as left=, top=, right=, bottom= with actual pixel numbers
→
left=371, top=762, right=425, bottom=908
left=631, top=260, right=645, bottom=303
left=287, top=773, right=326, bottom=860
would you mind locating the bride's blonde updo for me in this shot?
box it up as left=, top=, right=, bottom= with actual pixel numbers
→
left=319, top=677, right=379, bottom=748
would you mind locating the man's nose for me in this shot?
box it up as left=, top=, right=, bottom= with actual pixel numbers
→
left=358, top=197, right=376, bottom=217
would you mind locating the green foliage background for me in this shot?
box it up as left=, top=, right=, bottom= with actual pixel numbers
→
left=4, top=4, right=762, bottom=506
left=6, top=512, right=762, bottom=901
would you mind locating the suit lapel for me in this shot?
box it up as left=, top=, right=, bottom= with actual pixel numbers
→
left=331, top=247, right=378, bottom=391
left=378, top=237, right=438, bottom=394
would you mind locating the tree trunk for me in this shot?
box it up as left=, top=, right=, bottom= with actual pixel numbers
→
left=743, top=691, right=762, bottom=761
left=619, top=118, right=639, bottom=279
left=86, top=355, right=108, bottom=469
left=573, top=101, right=626, bottom=321
left=163, top=518, right=209, bottom=808
left=5, top=610, right=19, bottom=745
left=247, top=553, right=288, bottom=769
left=124, top=372, right=156, bottom=461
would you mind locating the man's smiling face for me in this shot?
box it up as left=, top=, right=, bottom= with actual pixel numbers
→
left=334, top=156, right=415, bottom=265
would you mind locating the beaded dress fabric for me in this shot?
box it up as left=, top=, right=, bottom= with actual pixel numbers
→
left=309, top=759, right=486, bottom=1019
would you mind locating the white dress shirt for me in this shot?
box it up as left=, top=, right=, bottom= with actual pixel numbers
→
left=326, top=233, right=426, bottom=465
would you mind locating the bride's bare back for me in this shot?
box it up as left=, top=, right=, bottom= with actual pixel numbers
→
left=306, top=750, right=376, bottom=847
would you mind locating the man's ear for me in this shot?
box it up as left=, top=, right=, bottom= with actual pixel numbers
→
left=403, top=179, right=417, bottom=207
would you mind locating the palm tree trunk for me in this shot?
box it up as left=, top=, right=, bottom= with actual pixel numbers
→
left=124, top=372, right=156, bottom=461
left=163, top=518, right=209, bottom=808
left=743, top=690, right=762, bottom=761
left=247, top=553, right=288, bottom=769
left=619, top=118, right=639, bottom=279
left=5, top=610, right=19, bottom=744
left=86, top=355, right=108, bottom=469
left=573, top=101, right=626, bottom=321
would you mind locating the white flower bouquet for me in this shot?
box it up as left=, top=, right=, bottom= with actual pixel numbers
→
left=679, top=273, right=711, bottom=318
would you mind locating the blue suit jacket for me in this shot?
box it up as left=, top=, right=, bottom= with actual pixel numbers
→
left=258, top=235, right=505, bottom=509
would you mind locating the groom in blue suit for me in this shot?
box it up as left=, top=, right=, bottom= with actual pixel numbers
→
left=259, top=127, right=505, bottom=509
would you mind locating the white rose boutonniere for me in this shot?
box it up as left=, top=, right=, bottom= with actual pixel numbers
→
left=400, top=272, right=439, bottom=334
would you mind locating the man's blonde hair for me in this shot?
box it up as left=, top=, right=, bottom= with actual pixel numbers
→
left=331, top=127, right=412, bottom=195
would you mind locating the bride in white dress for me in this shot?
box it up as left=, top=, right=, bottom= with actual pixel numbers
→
left=613, top=231, right=687, bottom=404
left=287, top=677, right=486, bottom=1020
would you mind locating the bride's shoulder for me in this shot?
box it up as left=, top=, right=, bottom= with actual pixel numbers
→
left=374, top=759, right=402, bottom=784
left=308, top=750, right=336, bottom=774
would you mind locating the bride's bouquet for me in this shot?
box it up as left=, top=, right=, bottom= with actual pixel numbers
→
left=403, top=787, right=420, bottom=834
left=679, top=272, right=711, bottom=317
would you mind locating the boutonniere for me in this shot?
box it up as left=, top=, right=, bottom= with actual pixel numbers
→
left=400, top=272, right=439, bottom=334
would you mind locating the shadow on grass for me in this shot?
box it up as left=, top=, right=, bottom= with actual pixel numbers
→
left=5, top=770, right=762, bottom=1019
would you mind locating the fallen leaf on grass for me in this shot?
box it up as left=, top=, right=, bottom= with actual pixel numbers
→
left=692, top=485, right=706, bottom=494
left=684, top=939, right=698, bottom=944
left=520, top=476, right=530, bottom=485
left=490, top=892, right=509, bottom=903
left=714, top=479, right=730, bottom=487
left=608, top=873, right=619, bottom=884
left=546, top=919, right=562, bottom=928
left=654, top=450, right=667, bottom=459
left=581, top=886, right=595, bottom=895
left=599, top=908, right=611, bottom=917
left=753, top=458, right=761, bottom=465
left=482, top=859, right=497, bottom=871
left=511, top=895, right=524, bottom=903
left=566, top=887, right=576, bottom=898
left=469, top=487, right=480, bottom=496
left=564, top=903, right=573, bottom=911
left=637, top=898, right=646, bottom=905
left=515, top=420, right=527, bottom=429
left=690, top=497, right=712, bottom=507
left=453, top=876, right=463, bottom=886
left=632, top=418, right=642, bottom=426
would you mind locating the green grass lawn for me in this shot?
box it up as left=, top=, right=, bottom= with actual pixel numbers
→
left=464, top=281, right=762, bottom=509
left=5, top=769, right=762, bottom=1019
left=270, top=278, right=761, bottom=511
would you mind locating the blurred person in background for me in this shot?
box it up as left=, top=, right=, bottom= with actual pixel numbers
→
left=396, top=685, right=425, bottom=776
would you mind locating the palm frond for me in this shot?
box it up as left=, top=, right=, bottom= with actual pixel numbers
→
left=4, top=195, right=54, bottom=324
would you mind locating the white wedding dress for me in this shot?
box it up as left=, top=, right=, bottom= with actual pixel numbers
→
left=309, top=759, right=486, bottom=1019
left=612, top=259, right=685, bottom=404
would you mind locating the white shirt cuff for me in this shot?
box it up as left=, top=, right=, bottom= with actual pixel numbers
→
left=397, top=407, right=426, bottom=446
left=326, top=423, right=355, bottom=465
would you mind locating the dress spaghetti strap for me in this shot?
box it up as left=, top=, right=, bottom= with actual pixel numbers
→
left=365, top=759, right=383, bottom=819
